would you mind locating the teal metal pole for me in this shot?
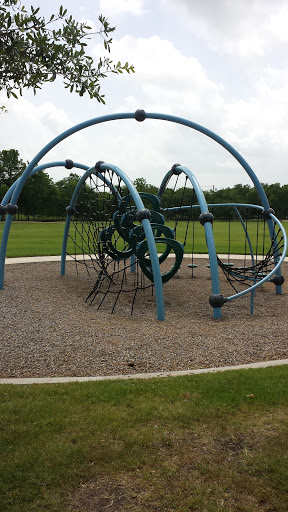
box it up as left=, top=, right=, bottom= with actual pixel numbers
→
left=60, top=166, right=123, bottom=275
left=97, top=163, right=165, bottom=321
left=0, top=213, right=13, bottom=289
left=0, top=161, right=89, bottom=283
left=171, top=165, right=222, bottom=319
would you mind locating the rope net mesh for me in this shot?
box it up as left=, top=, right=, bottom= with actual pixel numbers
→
left=66, top=170, right=154, bottom=314
left=215, top=209, right=285, bottom=294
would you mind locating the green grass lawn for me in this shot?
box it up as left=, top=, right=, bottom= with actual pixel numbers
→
left=1, top=366, right=288, bottom=511
left=1, top=220, right=287, bottom=258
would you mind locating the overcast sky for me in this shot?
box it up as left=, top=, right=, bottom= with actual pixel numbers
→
left=1, top=0, right=288, bottom=190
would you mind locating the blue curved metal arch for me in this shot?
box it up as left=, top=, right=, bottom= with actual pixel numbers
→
left=159, top=165, right=222, bottom=319
left=160, top=201, right=259, bottom=268
left=61, top=162, right=165, bottom=321
left=0, top=161, right=89, bottom=215
left=60, top=165, right=122, bottom=276
left=226, top=213, right=287, bottom=301
left=0, top=109, right=283, bottom=316
left=3, top=110, right=274, bottom=218
left=0, top=161, right=90, bottom=289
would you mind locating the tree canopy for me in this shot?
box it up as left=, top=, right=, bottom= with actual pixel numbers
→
left=0, top=0, right=134, bottom=104
left=0, top=148, right=26, bottom=187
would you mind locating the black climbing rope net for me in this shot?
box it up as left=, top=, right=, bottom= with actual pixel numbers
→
left=67, top=170, right=154, bottom=314
left=159, top=171, right=199, bottom=276
left=216, top=208, right=285, bottom=294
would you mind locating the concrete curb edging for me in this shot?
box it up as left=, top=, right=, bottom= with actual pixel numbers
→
left=5, top=254, right=288, bottom=265
left=1, top=358, right=288, bottom=385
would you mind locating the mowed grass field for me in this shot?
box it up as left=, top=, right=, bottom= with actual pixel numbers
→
left=1, top=219, right=287, bottom=258
left=1, top=367, right=288, bottom=511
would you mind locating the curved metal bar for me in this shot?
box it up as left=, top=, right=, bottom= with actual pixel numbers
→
left=226, top=214, right=287, bottom=302
left=161, top=203, right=282, bottom=281
left=0, top=161, right=89, bottom=289
left=0, top=161, right=89, bottom=219
left=64, top=162, right=165, bottom=320
left=172, top=165, right=222, bottom=319
left=6, top=111, right=272, bottom=210
left=162, top=203, right=267, bottom=212
left=1, top=162, right=62, bottom=210
left=152, top=112, right=280, bottom=293
left=11, top=114, right=136, bottom=206
left=99, top=162, right=165, bottom=321
left=0, top=113, right=135, bottom=290
left=60, top=166, right=122, bottom=275
left=150, top=113, right=270, bottom=209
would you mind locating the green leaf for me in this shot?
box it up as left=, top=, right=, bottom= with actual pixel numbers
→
left=0, top=3, right=134, bottom=104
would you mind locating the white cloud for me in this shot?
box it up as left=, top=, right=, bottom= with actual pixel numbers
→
left=163, top=0, right=288, bottom=57
left=95, top=35, right=224, bottom=115
left=222, top=67, right=288, bottom=153
left=1, top=26, right=288, bottom=189
left=0, top=95, right=84, bottom=173
left=100, top=34, right=288, bottom=186
left=99, top=0, right=147, bottom=16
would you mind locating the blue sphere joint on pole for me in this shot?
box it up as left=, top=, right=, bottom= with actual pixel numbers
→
left=135, top=109, right=146, bottom=122
left=65, top=159, right=74, bottom=169
left=171, top=163, right=182, bottom=175
left=5, top=203, right=18, bottom=215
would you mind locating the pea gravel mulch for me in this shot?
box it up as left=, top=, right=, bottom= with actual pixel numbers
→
left=1, top=259, right=287, bottom=379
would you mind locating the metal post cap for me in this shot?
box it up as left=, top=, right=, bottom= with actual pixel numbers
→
left=95, top=161, right=105, bottom=172
left=262, top=208, right=275, bottom=219
left=209, top=294, right=227, bottom=308
left=171, top=163, right=182, bottom=175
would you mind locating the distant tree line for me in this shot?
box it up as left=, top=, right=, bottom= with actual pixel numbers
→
left=0, top=150, right=288, bottom=221
left=133, top=177, right=288, bottom=221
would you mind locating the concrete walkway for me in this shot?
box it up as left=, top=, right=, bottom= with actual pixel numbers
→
left=5, top=255, right=72, bottom=265
left=1, top=359, right=288, bottom=385
left=5, top=254, right=288, bottom=265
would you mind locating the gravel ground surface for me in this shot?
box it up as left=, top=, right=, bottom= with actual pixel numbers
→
left=1, top=259, right=287, bottom=378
